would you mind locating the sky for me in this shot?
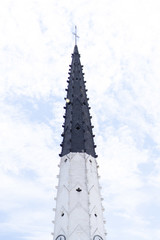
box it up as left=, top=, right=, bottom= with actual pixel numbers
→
left=0, top=0, right=160, bottom=239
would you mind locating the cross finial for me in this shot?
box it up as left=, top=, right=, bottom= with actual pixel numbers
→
left=72, top=25, right=79, bottom=45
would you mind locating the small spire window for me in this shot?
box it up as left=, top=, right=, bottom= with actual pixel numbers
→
left=75, top=123, right=81, bottom=130
left=76, top=188, right=82, bottom=192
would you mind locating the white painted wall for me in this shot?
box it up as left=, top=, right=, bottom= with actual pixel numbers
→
left=53, top=152, right=106, bottom=240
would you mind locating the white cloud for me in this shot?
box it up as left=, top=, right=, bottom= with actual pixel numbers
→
left=0, top=0, right=160, bottom=239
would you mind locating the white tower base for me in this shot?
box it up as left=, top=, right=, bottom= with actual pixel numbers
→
left=53, top=152, right=106, bottom=240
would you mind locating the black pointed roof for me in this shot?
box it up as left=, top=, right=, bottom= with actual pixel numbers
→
left=60, top=45, right=97, bottom=158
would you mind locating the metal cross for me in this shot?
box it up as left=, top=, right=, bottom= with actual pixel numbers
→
left=72, top=26, right=79, bottom=45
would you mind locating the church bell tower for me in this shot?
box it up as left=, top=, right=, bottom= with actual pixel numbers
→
left=53, top=39, right=106, bottom=240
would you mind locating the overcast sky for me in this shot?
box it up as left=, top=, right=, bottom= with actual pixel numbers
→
left=0, top=0, right=160, bottom=240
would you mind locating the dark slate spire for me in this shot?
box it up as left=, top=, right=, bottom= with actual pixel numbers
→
left=60, top=45, right=97, bottom=158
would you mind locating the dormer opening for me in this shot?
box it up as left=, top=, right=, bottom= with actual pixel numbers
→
left=75, top=123, right=81, bottom=130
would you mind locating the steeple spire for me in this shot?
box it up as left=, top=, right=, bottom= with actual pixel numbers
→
left=60, top=44, right=97, bottom=158
left=53, top=44, right=106, bottom=240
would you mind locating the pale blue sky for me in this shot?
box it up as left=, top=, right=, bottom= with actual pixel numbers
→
left=0, top=0, right=160, bottom=240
